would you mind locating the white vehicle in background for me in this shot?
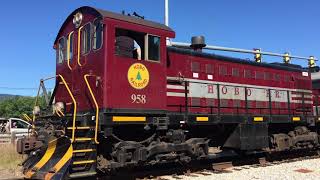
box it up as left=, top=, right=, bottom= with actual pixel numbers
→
left=0, top=118, right=31, bottom=137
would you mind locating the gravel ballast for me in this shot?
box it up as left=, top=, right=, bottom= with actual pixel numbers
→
left=159, top=158, right=320, bottom=180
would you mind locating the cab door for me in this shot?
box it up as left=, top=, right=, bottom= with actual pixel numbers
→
left=110, top=27, right=167, bottom=111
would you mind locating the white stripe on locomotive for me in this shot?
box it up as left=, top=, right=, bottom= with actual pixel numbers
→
left=167, top=78, right=313, bottom=104
left=167, top=76, right=312, bottom=93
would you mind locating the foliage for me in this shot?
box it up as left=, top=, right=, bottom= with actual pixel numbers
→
left=0, top=94, right=50, bottom=118
left=0, top=94, right=18, bottom=102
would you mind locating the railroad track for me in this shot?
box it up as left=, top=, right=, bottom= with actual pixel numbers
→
left=95, top=149, right=320, bottom=180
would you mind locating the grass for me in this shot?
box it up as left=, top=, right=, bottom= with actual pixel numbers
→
left=0, top=144, right=24, bottom=177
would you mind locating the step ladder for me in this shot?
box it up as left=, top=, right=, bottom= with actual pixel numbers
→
left=67, top=125, right=97, bottom=177
left=64, top=74, right=100, bottom=178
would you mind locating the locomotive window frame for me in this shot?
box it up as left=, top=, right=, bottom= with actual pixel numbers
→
left=57, top=36, right=66, bottom=64
left=205, top=64, right=214, bottom=74
left=145, top=34, right=161, bottom=62
left=67, top=32, right=74, bottom=63
left=256, top=71, right=264, bottom=80
left=93, top=18, right=103, bottom=51
left=219, top=65, right=228, bottom=76
left=244, top=69, right=252, bottom=78
left=275, top=74, right=281, bottom=81
left=81, top=22, right=92, bottom=56
left=284, top=75, right=290, bottom=82
left=232, top=68, right=239, bottom=77
left=115, top=28, right=146, bottom=60
left=191, top=62, right=200, bottom=72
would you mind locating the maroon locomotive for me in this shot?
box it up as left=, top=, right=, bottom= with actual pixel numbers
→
left=17, top=6, right=320, bottom=179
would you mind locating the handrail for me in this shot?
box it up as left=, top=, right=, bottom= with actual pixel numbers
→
left=84, top=74, right=100, bottom=144
left=67, top=31, right=74, bottom=70
left=77, top=26, right=84, bottom=67
left=33, top=76, right=56, bottom=110
left=55, top=109, right=65, bottom=117
left=23, top=114, right=32, bottom=122
left=57, top=74, right=77, bottom=143
left=171, top=41, right=318, bottom=61
left=33, top=83, right=42, bottom=123
left=32, top=75, right=77, bottom=142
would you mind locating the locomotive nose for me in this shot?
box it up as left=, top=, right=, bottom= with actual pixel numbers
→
left=23, top=136, right=73, bottom=180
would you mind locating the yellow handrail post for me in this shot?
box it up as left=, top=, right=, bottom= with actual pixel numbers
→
left=77, top=26, right=84, bottom=67
left=84, top=74, right=100, bottom=144
left=23, top=114, right=32, bottom=122
left=57, top=74, right=77, bottom=143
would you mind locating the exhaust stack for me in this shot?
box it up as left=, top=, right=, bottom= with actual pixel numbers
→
left=190, top=36, right=206, bottom=52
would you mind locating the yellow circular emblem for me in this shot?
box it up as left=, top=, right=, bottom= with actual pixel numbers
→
left=127, top=63, right=149, bottom=89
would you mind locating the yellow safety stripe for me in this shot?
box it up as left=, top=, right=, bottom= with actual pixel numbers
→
left=196, top=117, right=209, bottom=121
left=112, top=116, right=146, bottom=122
left=56, top=110, right=62, bottom=117
left=56, top=109, right=65, bottom=117
left=25, top=140, right=57, bottom=178
left=67, top=126, right=91, bottom=130
left=73, top=149, right=95, bottom=153
left=74, top=138, right=93, bottom=142
left=23, top=114, right=32, bottom=122
left=44, top=145, right=73, bottom=180
left=73, top=160, right=95, bottom=165
left=292, top=117, right=301, bottom=121
left=254, top=117, right=264, bottom=122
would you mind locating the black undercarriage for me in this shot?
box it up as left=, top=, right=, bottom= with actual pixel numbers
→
left=17, top=110, right=320, bottom=179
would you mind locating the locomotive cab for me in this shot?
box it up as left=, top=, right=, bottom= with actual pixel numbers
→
left=54, top=6, right=175, bottom=116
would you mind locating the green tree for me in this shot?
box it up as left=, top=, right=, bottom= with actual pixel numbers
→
left=0, top=94, right=50, bottom=118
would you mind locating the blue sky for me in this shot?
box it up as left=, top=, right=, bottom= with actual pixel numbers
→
left=0, top=0, right=319, bottom=96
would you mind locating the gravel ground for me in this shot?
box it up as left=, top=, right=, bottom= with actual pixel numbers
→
left=159, top=158, right=320, bottom=180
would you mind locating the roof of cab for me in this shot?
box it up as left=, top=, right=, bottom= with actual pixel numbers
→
left=54, top=6, right=174, bottom=45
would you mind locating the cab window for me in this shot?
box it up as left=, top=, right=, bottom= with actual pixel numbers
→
left=115, top=28, right=145, bottom=60
left=147, top=35, right=160, bottom=61
left=58, top=37, right=66, bottom=63
left=68, top=32, right=74, bottom=62
left=115, top=28, right=161, bottom=62
left=93, top=19, right=103, bottom=50
left=81, top=23, right=91, bottom=55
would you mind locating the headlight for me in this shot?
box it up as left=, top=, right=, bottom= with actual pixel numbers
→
left=73, top=12, right=83, bottom=28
